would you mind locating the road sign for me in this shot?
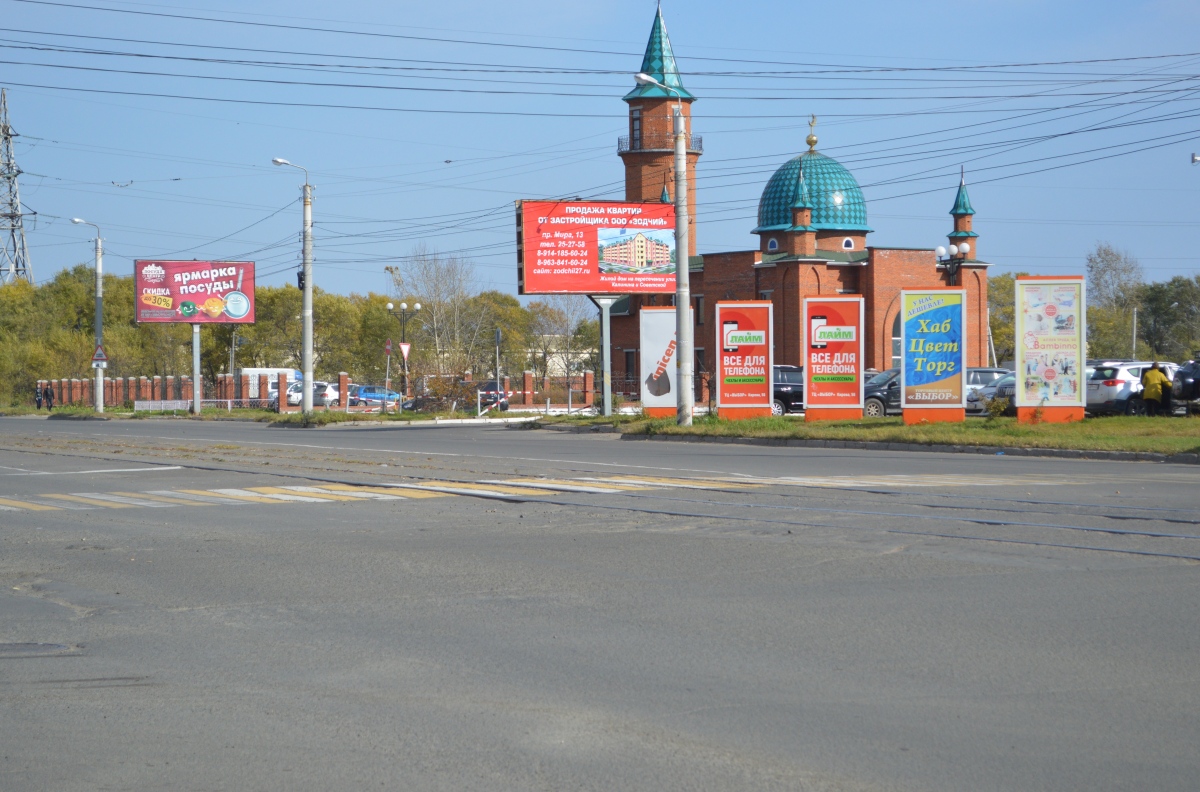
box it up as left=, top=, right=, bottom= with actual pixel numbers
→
left=384, top=339, right=392, bottom=356
left=399, top=343, right=411, bottom=361
left=91, top=361, right=107, bottom=369
left=91, top=344, right=108, bottom=363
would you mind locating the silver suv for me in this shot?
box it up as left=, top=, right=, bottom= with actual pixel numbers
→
left=1086, top=361, right=1178, bottom=415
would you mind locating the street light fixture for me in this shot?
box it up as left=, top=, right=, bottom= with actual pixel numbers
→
left=935, top=241, right=970, bottom=285
left=386, top=301, right=421, bottom=407
left=274, top=157, right=314, bottom=414
left=71, top=218, right=105, bottom=413
left=632, top=71, right=693, bottom=426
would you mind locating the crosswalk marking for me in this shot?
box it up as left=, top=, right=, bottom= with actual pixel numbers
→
left=247, top=486, right=363, bottom=502
left=115, top=491, right=211, bottom=506
left=178, top=489, right=282, bottom=504
left=390, top=481, right=556, bottom=498
left=215, top=488, right=329, bottom=503
left=317, top=483, right=448, bottom=499
left=147, top=490, right=243, bottom=505
left=72, top=492, right=176, bottom=508
left=771, top=475, right=1078, bottom=489
left=41, top=493, right=133, bottom=509
left=584, top=475, right=750, bottom=490
left=488, top=478, right=649, bottom=494
left=280, top=486, right=406, bottom=501
left=0, top=496, right=61, bottom=511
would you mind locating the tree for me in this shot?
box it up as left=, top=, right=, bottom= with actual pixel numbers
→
left=987, top=271, right=1026, bottom=366
left=1085, top=243, right=1143, bottom=359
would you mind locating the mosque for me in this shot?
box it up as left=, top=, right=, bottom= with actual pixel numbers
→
left=609, top=8, right=990, bottom=389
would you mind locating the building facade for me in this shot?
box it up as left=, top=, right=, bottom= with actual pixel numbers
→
left=610, top=8, right=990, bottom=393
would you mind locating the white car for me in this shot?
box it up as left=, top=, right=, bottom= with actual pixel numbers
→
left=1087, top=361, right=1179, bottom=415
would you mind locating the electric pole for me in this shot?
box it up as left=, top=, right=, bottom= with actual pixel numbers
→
left=0, top=89, right=33, bottom=285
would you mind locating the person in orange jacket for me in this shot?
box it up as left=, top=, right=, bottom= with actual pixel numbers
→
left=1141, top=362, right=1171, bottom=416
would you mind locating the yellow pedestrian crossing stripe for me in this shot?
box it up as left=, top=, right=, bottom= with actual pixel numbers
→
left=0, top=473, right=1082, bottom=515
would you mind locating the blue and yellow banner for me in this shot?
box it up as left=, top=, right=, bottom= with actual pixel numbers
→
left=901, top=290, right=965, bottom=408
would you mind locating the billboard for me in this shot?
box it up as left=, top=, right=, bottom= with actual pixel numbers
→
left=639, top=306, right=692, bottom=411
left=134, top=260, right=255, bottom=324
left=803, top=296, right=864, bottom=409
left=1014, top=277, right=1085, bottom=408
left=517, top=200, right=676, bottom=294
left=715, top=301, right=773, bottom=409
left=900, top=289, right=966, bottom=408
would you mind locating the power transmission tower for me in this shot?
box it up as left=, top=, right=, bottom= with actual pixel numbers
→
left=1, top=88, right=33, bottom=285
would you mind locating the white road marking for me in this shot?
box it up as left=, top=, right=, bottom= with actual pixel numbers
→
left=72, top=492, right=175, bottom=508
left=0, top=466, right=183, bottom=477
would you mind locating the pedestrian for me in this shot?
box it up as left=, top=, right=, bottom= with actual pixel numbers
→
left=1140, top=362, right=1171, bottom=416
left=34, top=385, right=42, bottom=410
left=43, top=384, right=54, bottom=411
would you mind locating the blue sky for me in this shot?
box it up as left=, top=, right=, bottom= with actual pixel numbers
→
left=6, top=0, right=1199, bottom=296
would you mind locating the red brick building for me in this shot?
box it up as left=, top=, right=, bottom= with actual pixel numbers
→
left=611, top=9, right=989, bottom=393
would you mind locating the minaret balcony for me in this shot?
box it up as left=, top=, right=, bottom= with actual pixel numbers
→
left=618, top=133, right=703, bottom=155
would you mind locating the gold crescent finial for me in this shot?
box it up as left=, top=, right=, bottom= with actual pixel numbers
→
left=806, top=114, right=818, bottom=151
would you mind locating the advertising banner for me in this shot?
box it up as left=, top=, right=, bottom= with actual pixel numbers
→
left=803, top=296, right=864, bottom=409
left=639, top=306, right=692, bottom=410
left=134, top=260, right=255, bottom=324
left=517, top=200, right=676, bottom=295
left=1014, top=277, right=1085, bottom=408
left=901, top=289, right=966, bottom=408
left=715, top=301, right=773, bottom=409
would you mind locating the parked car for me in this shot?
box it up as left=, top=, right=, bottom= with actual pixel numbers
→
left=314, top=382, right=340, bottom=407
left=351, top=385, right=400, bottom=408
left=967, top=372, right=1016, bottom=416
left=966, top=367, right=1010, bottom=394
left=862, top=368, right=901, bottom=417
left=1087, top=361, right=1179, bottom=415
left=474, top=380, right=509, bottom=411
left=772, top=365, right=804, bottom=415
left=1171, top=360, right=1200, bottom=414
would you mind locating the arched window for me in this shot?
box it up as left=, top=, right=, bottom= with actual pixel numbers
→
left=891, top=313, right=901, bottom=368
left=842, top=237, right=854, bottom=250
left=767, top=238, right=779, bottom=252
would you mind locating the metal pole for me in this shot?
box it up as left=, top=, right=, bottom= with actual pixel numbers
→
left=383, top=352, right=391, bottom=415
left=301, top=181, right=314, bottom=414
left=192, top=323, right=201, bottom=414
left=1132, top=305, right=1137, bottom=359
left=495, top=327, right=502, bottom=414
left=93, top=234, right=104, bottom=413
left=673, top=105, right=693, bottom=425
left=593, top=296, right=614, bottom=416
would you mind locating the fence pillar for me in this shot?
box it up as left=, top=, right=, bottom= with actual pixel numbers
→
left=338, top=372, right=349, bottom=412
left=150, top=376, right=161, bottom=400
left=523, top=371, right=534, bottom=406
left=277, top=372, right=289, bottom=412
left=584, top=370, right=594, bottom=406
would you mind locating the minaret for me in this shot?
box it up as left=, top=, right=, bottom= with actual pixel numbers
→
left=619, top=7, right=700, bottom=254
left=948, top=167, right=978, bottom=261
left=0, top=88, right=33, bottom=285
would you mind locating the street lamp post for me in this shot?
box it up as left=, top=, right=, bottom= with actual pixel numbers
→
left=386, top=301, right=421, bottom=406
left=634, top=72, right=692, bottom=425
left=71, top=218, right=104, bottom=413
left=273, top=158, right=314, bottom=414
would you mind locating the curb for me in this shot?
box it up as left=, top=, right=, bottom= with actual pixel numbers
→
left=267, top=416, right=539, bottom=429
left=614, top=432, right=1200, bottom=465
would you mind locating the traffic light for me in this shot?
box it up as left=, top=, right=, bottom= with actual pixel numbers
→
left=297, top=270, right=305, bottom=290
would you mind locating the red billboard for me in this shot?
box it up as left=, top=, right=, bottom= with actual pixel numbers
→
left=517, top=200, right=676, bottom=294
left=803, top=296, right=864, bottom=409
left=134, top=260, right=255, bottom=324
left=715, top=301, right=773, bottom=414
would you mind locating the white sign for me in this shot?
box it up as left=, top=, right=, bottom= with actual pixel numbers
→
left=1014, top=278, right=1085, bottom=408
left=639, top=307, right=691, bottom=409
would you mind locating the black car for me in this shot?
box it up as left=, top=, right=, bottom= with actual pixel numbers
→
left=474, top=380, right=510, bottom=411
left=1172, top=360, right=1200, bottom=414
left=862, top=368, right=901, bottom=417
left=772, top=365, right=804, bottom=415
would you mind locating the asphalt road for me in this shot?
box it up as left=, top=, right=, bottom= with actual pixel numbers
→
left=1, top=416, right=1197, bottom=791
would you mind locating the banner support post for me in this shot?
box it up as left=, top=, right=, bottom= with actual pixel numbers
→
left=191, top=323, right=201, bottom=415
left=591, top=296, right=617, bottom=417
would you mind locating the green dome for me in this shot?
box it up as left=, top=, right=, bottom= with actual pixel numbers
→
left=753, top=151, right=872, bottom=234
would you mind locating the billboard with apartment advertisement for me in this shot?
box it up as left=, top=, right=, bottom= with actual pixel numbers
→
left=639, top=306, right=693, bottom=410
left=803, top=296, right=864, bottom=409
left=715, top=301, right=773, bottom=409
left=900, top=289, right=966, bottom=408
left=134, top=260, right=256, bottom=324
left=517, top=200, right=676, bottom=294
left=1014, top=277, right=1085, bottom=408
